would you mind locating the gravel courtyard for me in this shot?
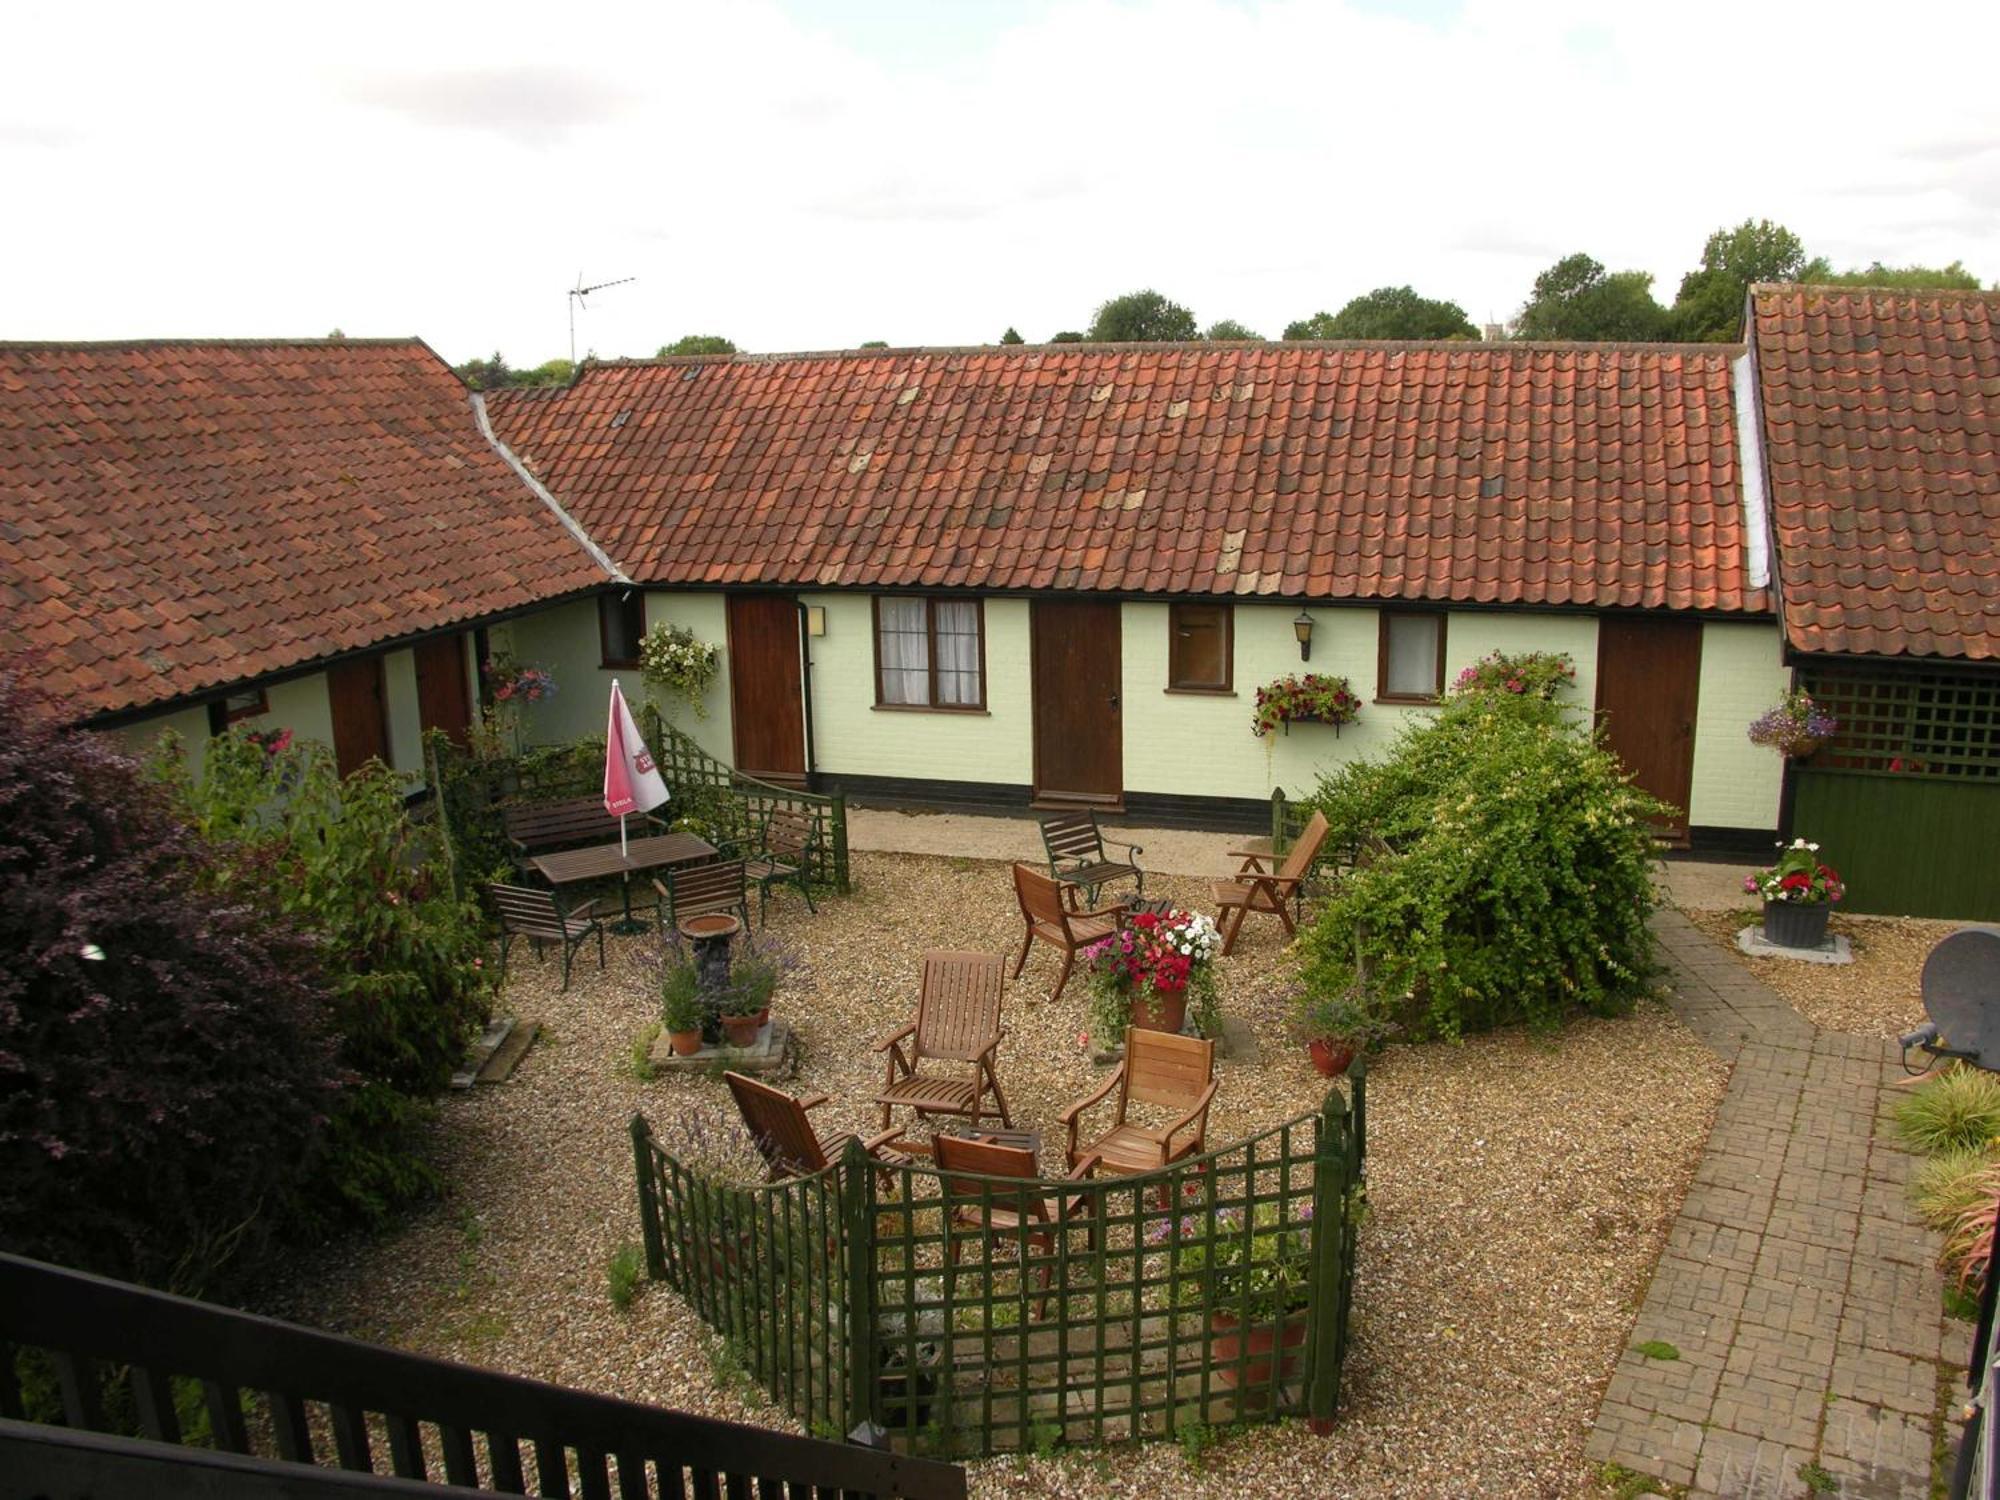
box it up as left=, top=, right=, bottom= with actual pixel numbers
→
left=281, top=851, right=1726, bottom=1499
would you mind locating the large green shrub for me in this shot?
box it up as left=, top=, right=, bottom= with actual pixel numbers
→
left=166, top=732, right=494, bottom=1225
left=0, top=666, right=339, bottom=1293
left=1294, top=693, right=1666, bottom=1039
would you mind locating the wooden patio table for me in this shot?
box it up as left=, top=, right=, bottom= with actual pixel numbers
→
left=531, top=832, right=718, bottom=933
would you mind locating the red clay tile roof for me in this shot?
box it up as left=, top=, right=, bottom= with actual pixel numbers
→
left=488, top=341, right=1760, bottom=616
left=0, top=339, right=611, bottom=716
left=1751, top=286, right=2000, bottom=662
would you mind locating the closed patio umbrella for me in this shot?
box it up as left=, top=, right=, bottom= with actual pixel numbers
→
left=604, top=679, right=669, bottom=858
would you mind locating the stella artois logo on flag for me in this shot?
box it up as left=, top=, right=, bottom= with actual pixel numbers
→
left=604, top=680, right=669, bottom=821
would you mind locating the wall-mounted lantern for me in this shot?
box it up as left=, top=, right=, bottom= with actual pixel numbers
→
left=1293, top=610, right=1315, bottom=662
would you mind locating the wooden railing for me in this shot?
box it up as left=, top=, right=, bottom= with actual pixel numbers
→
left=0, top=1253, right=964, bottom=1499
left=633, top=1072, right=1366, bottom=1459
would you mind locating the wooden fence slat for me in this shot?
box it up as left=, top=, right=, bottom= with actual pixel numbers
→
left=384, top=1412, right=424, bottom=1479
left=330, top=1401, right=372, bottom=1471
left=130, top=1364, right=181, bottom=1445
left=269, top=1392, right=313, bottom=1464
left=488, top=1431, right=526, bottom=1493
left=203, top=1381, right=251, bottom=1454
left=437, top=1423, right=477, bottom=1487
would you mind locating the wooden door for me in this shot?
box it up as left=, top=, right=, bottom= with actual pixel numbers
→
left=413, top=634, right=472, bottom=747
left=1595, top=617, right=1701, bottom=841
left=1031, top=599, right=1123, bottom=807
left=727, top=593, right=806, bottom=784
left=326, top=655, right=389, bottom=777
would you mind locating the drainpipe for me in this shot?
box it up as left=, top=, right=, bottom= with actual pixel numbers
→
left=798, top=599, right=819, bottom=791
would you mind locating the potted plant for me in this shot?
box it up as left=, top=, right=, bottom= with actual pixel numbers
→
left=1164, top=1203, right=1315, bottom=1399
left=1297, top=992, right=1394, bottom=1078
left=1747, top=689, right=1838, bottom=759
left=1251, top=674, right=1361, bottom=738
left=639, top=622, right=721, bottom=720
left=1744, top=838, right=1845, bottom=949
left=1082, top=909, right=1222, bottom=1044
left=661, top=960, right=704, bottom=1056
left=1450, top=649, right=1577, bottom=700
left=717, top=949, right=783, bottom=1047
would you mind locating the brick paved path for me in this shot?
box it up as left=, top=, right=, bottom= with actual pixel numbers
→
left=1587, top=910, right=1956, bottom=1498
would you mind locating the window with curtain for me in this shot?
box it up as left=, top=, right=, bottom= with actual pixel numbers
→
left=1168, top=603, right=1232, bottom=691
left=874, top=597, right=985, bottom=708
left=1378, top=611, right=1446, bottom=701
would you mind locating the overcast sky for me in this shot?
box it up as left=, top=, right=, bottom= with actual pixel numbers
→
left=3, top=0, right=1994, bottom=366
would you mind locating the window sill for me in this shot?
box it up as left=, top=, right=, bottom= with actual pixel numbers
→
left=871, top=703, right=992, bottom=716
left=1164, top=686, right=1237, bottom=697
left=1374, top=694, right=1443, bottom=707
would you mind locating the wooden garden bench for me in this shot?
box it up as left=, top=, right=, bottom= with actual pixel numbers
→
left=1038, top=810, right=1144, bottom=903
left=502, top=796, right=665, bottom=858
left=933, top=1135, right=1100, bottom=1319
left=744, top=807, right=818, bottom=924
left=1010, top=863, right=1127, bottom=1001
left=652, top=859, right=752, bottom=950
left=874, top=951, right=1011, bottom=1135
left=1213, top=808, right=1332, bottom=955
left=724, top=1072, right=908, bottom=1183
left=485, top=881, right=606, bottom=992
left=1060, top=1028, right=1216, bottom=1182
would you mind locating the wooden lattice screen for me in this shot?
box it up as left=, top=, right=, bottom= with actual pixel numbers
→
left=1803, top=667, right=2000, bottom=781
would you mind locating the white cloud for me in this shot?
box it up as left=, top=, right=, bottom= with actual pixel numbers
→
left=1, top=0, right=1994, bottom=364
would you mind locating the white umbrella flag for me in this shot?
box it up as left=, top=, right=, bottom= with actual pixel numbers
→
left=604, top=679, right=669, bottom=856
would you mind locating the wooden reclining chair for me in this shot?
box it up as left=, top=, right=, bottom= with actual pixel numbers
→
left=874, top=951, right=1010, bottom=1134
left=1213, top=809, right=1332, bottom=956
left=724, top=1071, right=907, bottom=1183
left=932, top=1135, right=1099, bottom=1319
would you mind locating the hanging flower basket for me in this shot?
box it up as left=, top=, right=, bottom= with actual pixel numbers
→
left=640, top=623, right=721, bottom=720
left=1252, top=674, right=1361, bottom=739
left=1747, top=690, right=1837, bottom=759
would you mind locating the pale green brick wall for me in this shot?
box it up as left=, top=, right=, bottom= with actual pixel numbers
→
left=1689, top=621, right=1787, bottom=831
left=258, top=673, right=336, bottom=756
left=503, top=593, right=734, bottom=765
left=805, top=593, right=1033, bottom=784
left=109, top=703, right=214, bottom=778
left=1122, top=604, right=1599, bottom=802
left=383, top=648, right=424, bottom=786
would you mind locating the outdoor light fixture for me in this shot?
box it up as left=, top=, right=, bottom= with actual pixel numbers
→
left=806, top=605, right=827, bottom=638
left=1293, top=610, right=1315, bottom=661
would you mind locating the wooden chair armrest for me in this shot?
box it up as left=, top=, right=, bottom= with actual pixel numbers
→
left=863, top=1126, right=906, bottom=1154
left=1074, top=901, right=1131, bottom=922
left=872, top=1021, right=917, bottom=1053
left=1064, top=1152, right=1104, bottom=1183
left=1059, top=1069, right=1122, bottom=1126
left=1160, top=1081, right=1219, bottom=1153
left=798, top=1093, right=831, bottom=1111
left=650, top=877, right=671, bottom=900
left=1228, top=849, right=1275, bottom=868
left=1243, top=871, right=1303, bottom=894
left=571, top=896, right=612, bottom=919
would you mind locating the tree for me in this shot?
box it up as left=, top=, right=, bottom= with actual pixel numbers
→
left=1086, top=289, right=1198, bottom=343
left=0, top=665, right=339, bottom=1293
left=1515, top=254, right=1672, bottom=341
left=1284, top=286, right=1477, bottom=341
left=452, top=353, right=574, bottom=390
left=1817, top=261, right=1985, bottom=290
left=657, top=334, right=736, bottom=356
left=1204, top=319, right=1263, bottom=341
left=1049, top=330, right=1086, bottom=343
left=999, top=327, right=1024, bottom=345
left=859, top=340, right=888, bottom=349
left=1672, top=219, right=1829, bottom=340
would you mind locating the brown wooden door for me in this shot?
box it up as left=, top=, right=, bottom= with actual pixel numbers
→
left=326, top=655, right=389, bottom=777
left=727, top=593, right=806, bottom=783
left=1032, top=599, right=1123, bottom=807
left=1596, top=617, right=1702, bottom=841
left=413, top=634, right=472, bottom=747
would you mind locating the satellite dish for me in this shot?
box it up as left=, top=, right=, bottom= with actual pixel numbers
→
left=1903, top=926, right=2000, bottom=1071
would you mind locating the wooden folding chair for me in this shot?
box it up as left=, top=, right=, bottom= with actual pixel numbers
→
left=1010, top=863, right=1126, bottom=1000
left=874, top=951, right=1011, bottom=1133
left=724, top=1072, right=907, bottom=1183
left=933, top=1135, right=1099, bottom=1319
left=1212, top=809, right=1332, bottom=955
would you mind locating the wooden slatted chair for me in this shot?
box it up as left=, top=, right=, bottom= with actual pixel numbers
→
left=744, top=807, right=817, bottom=924
left=1038, top=810, right=1144, bottom=904
left=1212, top=809, right=1333, bottom=956
left=724, top=1071, right=908, bottom=1183
left=933, top=1135, right=1100, bottom=1319
left=874, top=951, right=1011, bottom=1134
left=1060, top=1029, right=1217, bottom=1184
left=485, top=882, right=606, bottom=992
left=652, top=859, right=753, bottom=951
left=1010, top=863, right=1128, bottom=1000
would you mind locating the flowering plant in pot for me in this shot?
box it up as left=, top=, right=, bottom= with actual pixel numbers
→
left=717, top=946, right=789, bottom=1046
left=639, top=622, right=721, bottom=720
left=1082, top=909, right=1222, bottom=1043
left=1450, top=649, right=1577, bottom=700
left=660, top=960, right=705, bottom=1055
left=1161, top=1203, right=1315, bottom=1394
left=1296, top=991, right=1395, bottom=1078
left=1744, top=838, right=1844, bottom=949
left=1747, top=690, right=1837, bottom=758
left=1251, top=674, right=1361, bottom=738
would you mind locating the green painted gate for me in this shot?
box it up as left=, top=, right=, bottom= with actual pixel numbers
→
left=1794, top=666, right=2000, bottom=921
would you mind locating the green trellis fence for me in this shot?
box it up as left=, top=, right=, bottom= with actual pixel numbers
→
left=631, top=1071, right=1364, bottom=1458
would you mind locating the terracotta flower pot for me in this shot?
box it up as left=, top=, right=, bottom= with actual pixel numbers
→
left=1129, top=986, right=1189, bottom=1035
left=1763, top=899, right=1832, bottom=950
left=1208, top=1309, right=1308, bottom=1396
left=1308, top=1037, right=1357, bottom=1078
left=668, top=1027, right=703, bottom=1057
left=720, top=1014, right=764, bottom=1048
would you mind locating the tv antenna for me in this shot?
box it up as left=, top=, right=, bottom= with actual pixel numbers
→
left=568, top=273, right=636, bottom=365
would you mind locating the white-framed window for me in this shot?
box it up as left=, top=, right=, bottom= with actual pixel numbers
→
left=873, top=597, right=985, bottom=709
left=1378, top=612, right=1446, bottom=702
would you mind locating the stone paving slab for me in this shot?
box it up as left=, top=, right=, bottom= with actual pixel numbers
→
left=1589, top=910, right=1951, bottom=1499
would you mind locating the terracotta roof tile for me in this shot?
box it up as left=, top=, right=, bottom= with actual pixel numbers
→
left=1751, top=286, right=2000, bottom=662
left=490, top=342, right=1758, bottom=615
left=0, top=340, right=610, bottom=716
